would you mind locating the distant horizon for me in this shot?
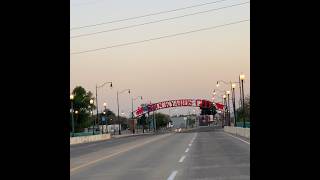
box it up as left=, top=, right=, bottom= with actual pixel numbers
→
left=71, top=0, right=250, bottom=116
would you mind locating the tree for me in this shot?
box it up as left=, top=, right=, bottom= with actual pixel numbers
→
left=96, top=108, right=116, bottom=125
left=138, top=114, right=147, bottom=133
left=200, top=102, right=217, bottom=116
left=236, top=95, right=250, bottom=123
left=70, top=86, right=96, bottom=132
left=155, top=113, right=170, bottom=130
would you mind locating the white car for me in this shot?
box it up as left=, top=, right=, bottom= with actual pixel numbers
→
left=175, top=128, right=182, bottom=133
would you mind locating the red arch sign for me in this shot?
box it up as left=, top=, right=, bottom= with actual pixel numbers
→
left=134, top=99, right=224, bottom=117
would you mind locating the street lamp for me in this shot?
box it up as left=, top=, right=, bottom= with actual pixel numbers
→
left=132, top=96, right=143, bottom=134
left=223, top=95, right=226, bottom=127
left=232, top=83, right=237, bottom=127
left=101, top=102, right=107, bottom=134
left=70, top=94, right=75, bottom=137
left=74, top=110, right=78, bottom=134
left=239, top=73, right=246, bottom=127
left=89, top=99, right=94, bottom=134
left=95, top=81, right=112, bottom=134
left=226, top=91, right=231, bottom=126
left=110, top=118, right=114, bottom=135
left=216, top=80, right=241, bottom=126
left=117, top=89, right=131, bottom=135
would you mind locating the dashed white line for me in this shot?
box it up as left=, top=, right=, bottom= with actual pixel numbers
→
left=167, top=170, right=178, bottom=180
left=185, top=148, right=189, bottom=153
left=188, top=143, right=192, bottom=147
left=224, top=133, right=250, bottom=144
left=70, top=134, right=171, bottom=173
left=179, top=155, right=186, bottom=163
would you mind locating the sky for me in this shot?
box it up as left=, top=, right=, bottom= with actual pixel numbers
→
left=70, top=0, right=250, bottom=117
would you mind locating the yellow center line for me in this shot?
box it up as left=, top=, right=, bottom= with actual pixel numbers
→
left=70, top=133, right=172, bottom=173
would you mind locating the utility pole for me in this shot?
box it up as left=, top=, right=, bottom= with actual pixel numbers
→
left=95, top=85, right=98, bottom=134
left=153, top=110, right=156, bottom=132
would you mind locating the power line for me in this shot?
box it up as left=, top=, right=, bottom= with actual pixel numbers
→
left=71, top=2, right=250, bottom=39
left=70, top=0, right=231, bottom=30
left=71, top=19, right=249, bottom=55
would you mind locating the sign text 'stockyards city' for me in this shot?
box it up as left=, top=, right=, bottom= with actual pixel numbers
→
left=134, top=99, right=223, bottom=117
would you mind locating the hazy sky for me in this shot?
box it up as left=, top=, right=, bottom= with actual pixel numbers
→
left=70, top=0, right=250, bottom=117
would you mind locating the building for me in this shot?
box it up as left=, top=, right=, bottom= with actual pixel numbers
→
left=171, top=115, right=197, bottom=128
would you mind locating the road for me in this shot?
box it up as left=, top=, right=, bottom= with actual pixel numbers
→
left=70, top=127, right=250, bottom=180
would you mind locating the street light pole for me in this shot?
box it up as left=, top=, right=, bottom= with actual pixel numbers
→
left=102, top=102, right=107, bottom=134
left=95, top=81, right=112, bottom=134
left=131, top=96, right=143, bottom=134
left=240, top=73, right=245, bottom=127
left=217, top=80, right=241, bottom=127
left=223, top=95, right=226, bottom=127
left=117, top=89, right=131, bottom=135
left=239, top=76, right=242, bottom=108
left=226, top=91, right=231, bottom=126
left=117, top=91, right=120, bottom=135
left=75, top=110, right=78, bottom=134
left=232, top=84, right=237, bottom=127
left=70, top=94, right=75, bottom=137
left=153, top=110, right=156, bottom=132
left=90, top=99, right=94, bottom=135
left=131, top=98, right=134, bottom=134
left=95, top=85, right=98, bottom=134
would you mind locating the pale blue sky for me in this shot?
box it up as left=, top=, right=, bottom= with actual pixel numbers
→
left=70, top=0, right=250, bottom=116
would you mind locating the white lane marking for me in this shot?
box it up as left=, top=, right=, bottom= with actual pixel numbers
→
left=179, top=155, right=186, bottom=163
left=185, top=148, right=189, bottom=153
left=167, top=170, right=178, bottom=180
left=188, top=143, right=192, bottom=147
left=224, top=133, right=250, bottom=144
left=70, top=134, right=171, bottom=173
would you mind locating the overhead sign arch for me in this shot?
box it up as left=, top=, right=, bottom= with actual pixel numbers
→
left=134, top=99, right=224, bottom=117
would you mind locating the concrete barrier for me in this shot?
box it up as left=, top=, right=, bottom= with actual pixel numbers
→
left=224, top=126, right=250, bottom=139
left=70, top=133, right=111, bottom=145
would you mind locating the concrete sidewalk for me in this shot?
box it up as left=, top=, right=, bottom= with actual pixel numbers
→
left=111, top=132, right=154, bottom=139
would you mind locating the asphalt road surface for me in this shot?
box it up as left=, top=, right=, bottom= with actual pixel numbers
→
left=70, top=127, right=250, bottom=180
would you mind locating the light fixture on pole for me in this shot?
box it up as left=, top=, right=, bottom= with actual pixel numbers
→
left=101, top=102, right=107, bottom=134
left=216, top=80, right=241, bottom=126
left=117, top=89, right=131, bottom=135
left=239, top=73, right=246, bottom=127
left=95, top=81, right=112, bottom=135
left=131, top=96, right=143, bottom=134
left=74, top=110, right=78, bottom=134
left=70, top=94, right=75, bottom=137
left=89, top=99, right=94, bottom=134
left=226, top=91, right=231, bottom=126
left=232, top=83, right=237, bottom=127
left=223, top=95, right=226, bottom=127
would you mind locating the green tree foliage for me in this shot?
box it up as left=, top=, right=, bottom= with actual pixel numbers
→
left=70, top=86, right=96, bottom=132
left=236, top=95, right=250, bottom=122
left=96, top=109, right=116, bottom=125
left=137, top=114, right=147, bottom=132
left=155, top=113, right=170, bottom=129
left=200, top=102, right=217, bottom=115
